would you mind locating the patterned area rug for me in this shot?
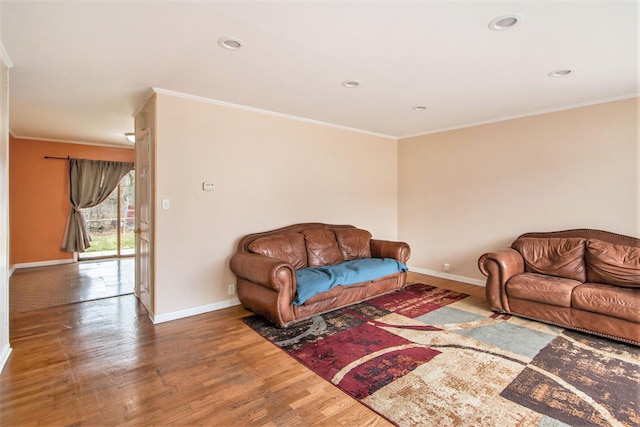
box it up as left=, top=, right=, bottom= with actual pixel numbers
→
left=244, top=283, right=640, bottom=427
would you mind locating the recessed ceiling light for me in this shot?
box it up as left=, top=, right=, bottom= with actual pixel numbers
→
left=218, top=37, right=244, bottom=50
left=548, top=69, right=574, bottom=77
left=412, top=106, right=428, bottom=111
left=488, top=14, right=522, bottom=30
left=342, top=80, right=361, bottom=88
left=124, top=132, right=135, bottom=143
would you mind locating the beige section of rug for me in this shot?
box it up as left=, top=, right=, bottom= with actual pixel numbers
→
left=363, top=340, right=541, bottom=426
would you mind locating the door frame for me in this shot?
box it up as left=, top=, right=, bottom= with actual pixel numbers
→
left=134, top=128, right=153, bottom=317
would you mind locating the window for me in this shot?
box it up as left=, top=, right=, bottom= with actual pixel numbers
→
left=79, top=170, right=135, bottom=259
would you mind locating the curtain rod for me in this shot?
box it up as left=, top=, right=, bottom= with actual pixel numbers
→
left=44, top=156, right=135, bottom=169
left=44, top=156, right=134, bottom=163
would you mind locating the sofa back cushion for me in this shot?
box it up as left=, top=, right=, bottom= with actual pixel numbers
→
left=248, top=233, right=307, bottom=270
left=303, top=228, right=344, bottom=267
left=512, top=237, right=586, bottom=282
left=585, top=239, right=640, bottom=288
left=334, top=228, right=372, bottom=260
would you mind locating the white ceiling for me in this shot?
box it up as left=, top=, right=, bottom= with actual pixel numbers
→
left=2, top=1, right=638, bottom=147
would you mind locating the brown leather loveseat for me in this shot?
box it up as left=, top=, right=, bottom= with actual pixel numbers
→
left=478, top=229, right=639, bottom=345
left=230, top=223, right=411, bottom=327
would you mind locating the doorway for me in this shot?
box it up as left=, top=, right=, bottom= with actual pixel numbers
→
left=79, top=170, right=135, bottom=260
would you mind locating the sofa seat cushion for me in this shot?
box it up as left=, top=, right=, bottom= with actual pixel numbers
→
left=511, top=237, right=586, bottom=282
left=585, top=239, right=640, bottom=288
left=294, top=258, right=408, bottom=305
left=248, top=233, right=307, bottom=270
left=572, top=282, right=640, bottom=323
left=506, top=272, right=582, bottom=308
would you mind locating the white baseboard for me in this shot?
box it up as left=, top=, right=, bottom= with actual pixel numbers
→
left=12, top=259, right=75, bottom=271
left=409, top=266, right=486, bottom=287
left=151, top=297, right=241, bottom=324
left=0, top=343, right=12, bottom=374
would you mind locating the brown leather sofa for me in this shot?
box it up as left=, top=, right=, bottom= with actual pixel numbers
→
left=478, top=229, right=639, bottom=345
left=230, top=223, right=411, bottom=327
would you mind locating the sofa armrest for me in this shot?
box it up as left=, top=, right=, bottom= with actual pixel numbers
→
left=230, top=252, right=297, bottom=294
left=478, top=248, right=524, bottom=313
left=370, top=239, right=411, bottom=264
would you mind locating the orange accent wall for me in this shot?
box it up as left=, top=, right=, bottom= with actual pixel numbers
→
left=9, top=137, right=134, bottom=266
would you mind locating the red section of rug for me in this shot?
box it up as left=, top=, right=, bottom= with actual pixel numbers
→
left=368, top=284, right=467, bottom=318
left=337, top=345, right=440, bottom=399
left=289, top=321, right=441, bottom=399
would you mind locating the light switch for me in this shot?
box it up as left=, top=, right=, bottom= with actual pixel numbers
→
left=202, top=182, right=215, bottom=191
left=162, top=199, right=170, bottom=210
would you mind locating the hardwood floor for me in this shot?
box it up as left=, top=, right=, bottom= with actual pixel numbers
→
left=9, top=258, right=134, bottom=313
left=0, top=271, right=485, bottom=426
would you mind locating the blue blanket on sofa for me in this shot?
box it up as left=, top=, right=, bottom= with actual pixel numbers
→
left=294, top=258, right=408, bottom=305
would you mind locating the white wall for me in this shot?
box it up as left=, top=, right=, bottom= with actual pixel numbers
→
left=0, top=25, right=12, bottom=371
left=399, top=98, right=639, bottom=283
left=153, top=92, right=398, bottom=317
left=149, top=92, right=637, bottom=319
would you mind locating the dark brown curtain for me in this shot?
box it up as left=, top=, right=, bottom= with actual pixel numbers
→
left=61, top=159, right=134, bottom=253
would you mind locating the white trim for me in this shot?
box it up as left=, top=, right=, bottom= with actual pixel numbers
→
left=9, top=133, right=134, bottom=149
left=12, top=259, right=75, bottom=271
left=399, top=93, right=640, bottom=139
left=144, top=307, right=155, bottom=324
left=152, top=87, right=397, bottom=141
left=0, top=343, right=12, bottom=374
left=151, top=297, right=241, bottom=324
left=410, top=266, right=485, bottom=287
left=132, top=89, right=156, bottom=118
left=0, top=41, right=13, bottom=69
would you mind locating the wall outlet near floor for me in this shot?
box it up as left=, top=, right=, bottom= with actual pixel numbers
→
left=443, top=263, right=451, bottom=272
left=228, top=284, right=236, bottom=295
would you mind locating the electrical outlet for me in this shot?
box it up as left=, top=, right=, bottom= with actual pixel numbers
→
left=443, top=263, right=451, bottom=272
left=228, top=284, right=236, bottom=295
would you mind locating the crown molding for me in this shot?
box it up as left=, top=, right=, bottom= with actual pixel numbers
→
left=10, top=133, right=134, bottom=149
left=132, top=88, right=156, bottom=118
left=399, top=93, right=640, bottom=140
left=152, top=87, right=397, bottom=141
left=0, top=40, right=13, bottom=69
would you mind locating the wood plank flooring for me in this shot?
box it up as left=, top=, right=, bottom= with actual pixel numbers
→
left=9, top=258, right=134, bottom=313
left=0, top=271, right=485, bottom=426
